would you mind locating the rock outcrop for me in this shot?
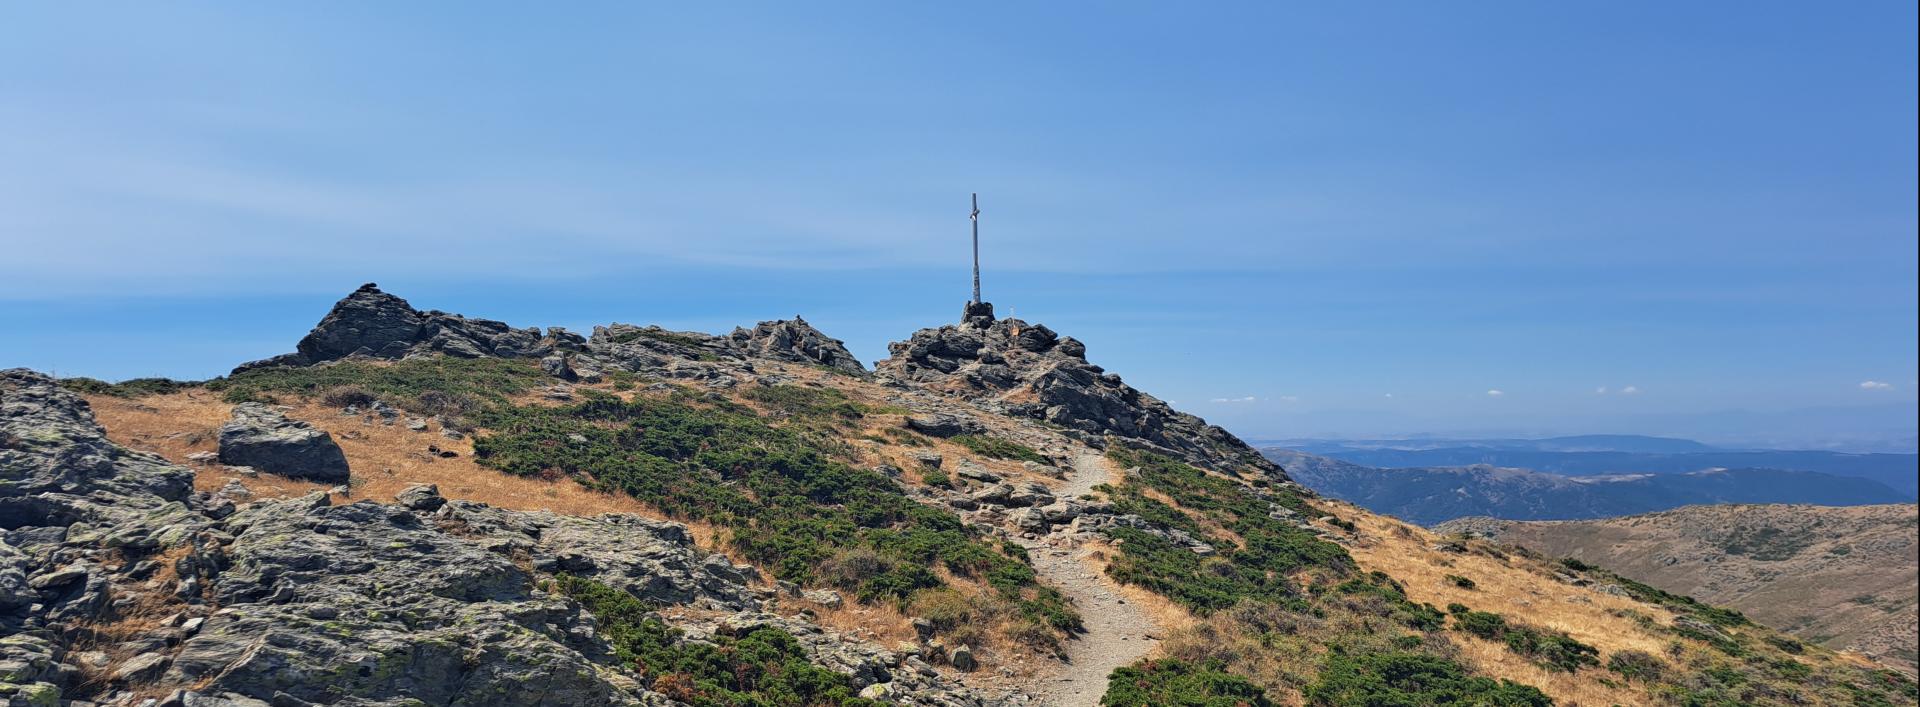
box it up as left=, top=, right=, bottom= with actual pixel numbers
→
left=216, top=403, right=350, bottom=483
left=878, top=303, right=1279, bottom=477
left=725, top=318, right=865, bottom=373
left=233, top=283, right=575, bottom=373
left=232, top=284, right=867, bottom=385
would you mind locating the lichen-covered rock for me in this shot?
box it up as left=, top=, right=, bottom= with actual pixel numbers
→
left=216, top=403, right=349, bottom=483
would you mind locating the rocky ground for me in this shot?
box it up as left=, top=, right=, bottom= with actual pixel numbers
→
left=1, top=369, right=1012, bottom=706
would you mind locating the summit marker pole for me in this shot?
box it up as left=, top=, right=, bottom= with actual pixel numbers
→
left=970, top=193, right=981, bottom=305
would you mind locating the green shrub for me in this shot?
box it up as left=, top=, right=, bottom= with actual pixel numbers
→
left=555, top=575, right=881, bottom=706
left=949, top=434, right=1047, bottom=463
left=1102, top=659, right=1273, bottom=707
left=1606, top=649, right=1665, bottom=683
left=1098, top=448, right=1351, bottom=615
left=208, top=356, right=545, bottom=409
left=1305, top=651, right=1552, bottom=706
left=59, top=376, right=197, bottom=397
left=920, top=469, right=951, bottom=488
left=744, top=384, right=866, bottom=420
left=473, top=392, right=1079, bottom=643
left=1452, top=609, right=1598, bottom=673
left=1446, top=574, right=1477, bottom=589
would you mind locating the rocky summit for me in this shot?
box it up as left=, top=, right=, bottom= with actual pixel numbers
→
left=878, top=301, right=1274, bottom=476
left=237, top=284, right=865, bottom=385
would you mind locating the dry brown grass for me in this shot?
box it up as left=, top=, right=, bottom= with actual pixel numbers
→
left=1331, top=500, right=1673, bottom=706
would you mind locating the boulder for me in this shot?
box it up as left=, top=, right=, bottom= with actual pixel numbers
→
left=904, top=413, right=985, bottom=438
left=395, top=483, right=445, bottom=512
left=217, top=403, right=350, bottom=483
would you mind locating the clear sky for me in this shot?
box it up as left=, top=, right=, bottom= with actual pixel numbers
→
left=3, top=3, right=1915, bottom=449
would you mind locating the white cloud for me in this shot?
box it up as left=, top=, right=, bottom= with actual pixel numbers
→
left=1277, top=395, right=1301, bottom=403
left=1594, top=386, right=1608, bottom=395
left=1209, top=396, right=1258, bottom=403
left=1383, top=393, right=1394, bottom=398
left=1860, top=380, right=1893, bottom=390
left=1621, top=385, right=1640, bottom=395
left=1485, top=389, right=1505, bottom=397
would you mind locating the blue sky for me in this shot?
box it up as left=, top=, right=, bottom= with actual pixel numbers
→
left=3, top=3, right=1915, bottom=448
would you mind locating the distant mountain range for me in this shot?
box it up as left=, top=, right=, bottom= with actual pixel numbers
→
left=1262, top=435, right=1919, bottom=496
left=1263, top=449, right=1914, bottom=526
left=1437, top=504, right=1919, bottom=675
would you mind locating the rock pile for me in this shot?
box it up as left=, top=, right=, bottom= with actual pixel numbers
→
left=878, top=302, right=1282, bottom=477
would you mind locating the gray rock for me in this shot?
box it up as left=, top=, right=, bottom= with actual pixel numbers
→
left=876, top=306, right=1285, bottom=477
left=953, top=461, right=1001, bottom=483
left=232, top=284, right=562, bottom=374
left=904, top=414, right=984, bottom=438
left=217, top=403, right=349, bottom=483
left=724, top=318, right=865, bottom=373
left=112, top=652, right=170, bottom=683
left=949, top=644, right=977, bottom=671
left=912, top=452, right=944, bottom=470
left=802, top=589, right=845, bottom=609
left=395, top=484, right=445, bottom=512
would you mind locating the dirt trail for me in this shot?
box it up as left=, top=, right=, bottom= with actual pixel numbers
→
left=1021, top=453, right=1160, bottom=707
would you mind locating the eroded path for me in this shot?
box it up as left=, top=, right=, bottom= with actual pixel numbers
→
left=1021, top=453, right=1161, bottom=707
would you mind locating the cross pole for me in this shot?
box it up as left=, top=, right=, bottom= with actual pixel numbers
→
left=970, top=193, right=981, bottom=305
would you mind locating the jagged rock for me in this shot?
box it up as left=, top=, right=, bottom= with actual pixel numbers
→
left=904, top=413, right=984, bottom=438
left=231, top=284, right=560, bottom=373
left=725, top=318, right=865, bottom=373
left=912, top=452, right=944, bottom=470
left=1005, top=482, right=1054, bottom=507
left=877, top=304, right=1284, bottom=477
left=953, top=461, right=1000, bottom=483
left=217, top=403, right=349, bottom=483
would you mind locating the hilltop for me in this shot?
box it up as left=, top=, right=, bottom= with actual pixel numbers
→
left=5, top=285, right=1914, bottom=707
left=1439, top=504, right=1920, bottom=675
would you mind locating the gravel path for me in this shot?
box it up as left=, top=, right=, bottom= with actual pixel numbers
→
left=1022, top=454, right=1160, bottom=707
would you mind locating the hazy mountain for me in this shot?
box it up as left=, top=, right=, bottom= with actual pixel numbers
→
left=1264, top=449, right=1914, bottom=525
left=1265, top=441, right=1919, bottom=497
left=1438, top=505, right=1920, bottom=675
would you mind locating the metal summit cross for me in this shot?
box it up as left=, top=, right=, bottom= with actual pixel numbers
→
left=970, top=193, right=982, bottom=305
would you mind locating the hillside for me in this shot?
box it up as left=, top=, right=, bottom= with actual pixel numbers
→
left=5, top=285, right=1914, bottom=707
left=1438, top=505, right=1920, bottom=675
left=1266, top=448, right=1912, bottom=525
